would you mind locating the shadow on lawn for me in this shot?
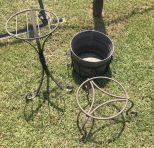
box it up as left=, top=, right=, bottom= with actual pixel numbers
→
left=76, top=99, right=137, bottom=145
left=71, top=65, right=112, bottom=87
left=0, top=38, right=23, bottom=47
left=108, top=5, right=154, bottom=25
left=58, top=4, right=154, bottom=32
left=23, top=76, right=66, bottom=126
left=93, top=16, right=106, bottom=33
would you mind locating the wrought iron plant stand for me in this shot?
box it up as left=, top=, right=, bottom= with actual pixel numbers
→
left=6, top=9, right=63, bottom=100
left=76, top=77, right=128, bottom=120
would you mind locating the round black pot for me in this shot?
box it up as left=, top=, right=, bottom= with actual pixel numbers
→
left=71, top=30, right=114, bottom=78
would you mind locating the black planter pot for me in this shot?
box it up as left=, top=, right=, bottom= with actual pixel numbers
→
left=70, top=30, right=114, bottom=78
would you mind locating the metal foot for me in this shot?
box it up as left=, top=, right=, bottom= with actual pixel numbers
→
left=25, top=68, right=45, bottom=101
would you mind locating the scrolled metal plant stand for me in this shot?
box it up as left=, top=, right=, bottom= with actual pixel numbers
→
left=6, top=9, right=63, bottom=100
left=76, top=76, right=128, bottom=120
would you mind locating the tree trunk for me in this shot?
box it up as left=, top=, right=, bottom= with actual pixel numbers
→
left=93, top=0, right=104, bottom=17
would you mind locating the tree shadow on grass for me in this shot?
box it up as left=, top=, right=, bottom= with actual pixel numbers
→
left=93, top=4, right=154, bottom=31
left=76, top=99, right=137, bottom=145
left=23, top=76, right=66, bottom=127
left=59, top=4, right=154, bottom=33
left=0, top=38, right=23, bottom=48
left=108, top=5, right=154, bottom=25
left=93, top=16, right=106, bottom=34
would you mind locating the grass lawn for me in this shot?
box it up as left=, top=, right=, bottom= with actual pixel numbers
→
left=0, top=0, right=154, bottom=147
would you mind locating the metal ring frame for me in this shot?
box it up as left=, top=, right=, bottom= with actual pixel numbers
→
left=76, top=76, right=128, bottom=120
left=6, top=9, right=59, bottom=41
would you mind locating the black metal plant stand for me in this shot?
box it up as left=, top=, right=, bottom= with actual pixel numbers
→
left=6, top=9, right=63, bottom=100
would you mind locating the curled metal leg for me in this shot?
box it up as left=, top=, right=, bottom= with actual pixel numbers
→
left=38, top=50, right=63, bottom=90
left=25, top=68, right=45, bottom=101
left=47, top=69, right=63, bottom=90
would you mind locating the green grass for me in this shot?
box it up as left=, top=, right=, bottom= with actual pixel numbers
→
left=0, top=0, right=154, bottom=147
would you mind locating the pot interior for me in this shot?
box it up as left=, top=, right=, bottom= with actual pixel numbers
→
left=74, top=44, right=110, bottom=62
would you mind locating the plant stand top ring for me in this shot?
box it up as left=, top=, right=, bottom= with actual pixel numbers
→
left=6, top=8, right=59, bottom=41
left=76, top=76, right=128, bottom=120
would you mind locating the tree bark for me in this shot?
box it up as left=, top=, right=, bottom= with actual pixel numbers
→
left=93, top=0, right=104, bottom=17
